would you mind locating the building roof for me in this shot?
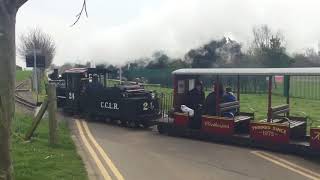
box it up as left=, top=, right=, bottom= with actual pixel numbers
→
left=172, top=68, right=320, bottom=76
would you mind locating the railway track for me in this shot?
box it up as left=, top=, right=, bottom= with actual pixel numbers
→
left=15, top=80, right=37, bottom=109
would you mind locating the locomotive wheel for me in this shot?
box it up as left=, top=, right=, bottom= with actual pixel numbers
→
left=85, top=113, right=94, bottom=122
left=141, top=122, right=151, bottom=129
left=128, top=121, right=138, bottom=128
left=157, top=124, right=166, bottom=134
left=119, top=120, right=127, bottom=127
left=104, top=118, right=112, bottom=124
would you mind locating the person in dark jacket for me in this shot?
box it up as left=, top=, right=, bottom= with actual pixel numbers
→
left=204, top=82, right=224, bottom=116
left=187, top=81, right=205, bottom=110
left=87, top=75, right=103, bottom=92
left=187, top=80, right=205, bottom=129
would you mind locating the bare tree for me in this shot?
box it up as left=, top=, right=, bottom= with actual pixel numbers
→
left=71, top=0, right=88, bottom=26
left=251, top=24, right=285, bottom=51
left=18, top=28, right=56, bottom=91
left=18, top=28, right=56, bottom=69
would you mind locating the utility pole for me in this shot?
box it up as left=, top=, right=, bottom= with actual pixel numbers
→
left=33, top=45, right=39, bottom=104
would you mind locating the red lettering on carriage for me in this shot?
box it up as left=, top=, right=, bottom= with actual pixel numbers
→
left=310, top=128, right=320, bottom=150
left=201, top=116, right=234, bottom=136
left=250, top=123, right=289, bottom=144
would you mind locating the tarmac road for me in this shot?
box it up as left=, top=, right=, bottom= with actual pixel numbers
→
left=71, top=119, right=320, bottom=180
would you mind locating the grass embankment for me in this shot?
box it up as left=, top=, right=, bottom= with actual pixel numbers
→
left=16, top=70, right=32, bottom=82
left=12, top=114, right=87, bottom=180
left=14, top=70, right=87, bottom=179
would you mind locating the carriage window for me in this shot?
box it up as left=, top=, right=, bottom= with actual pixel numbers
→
left=177, top=80, right=185, bottom=94
left=67, top=75, right=73, bottom=89
left=189, top=79, right=195, bottom=91
left=71, top=76, right=77, bottom=89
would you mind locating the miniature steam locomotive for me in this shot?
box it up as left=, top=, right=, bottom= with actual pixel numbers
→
left=49, top=68, right=160, bottom=128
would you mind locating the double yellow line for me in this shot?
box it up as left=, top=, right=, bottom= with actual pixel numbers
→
left=75, top=119, right=125, bottom=180
left=251, top=151, right=320, bottom=180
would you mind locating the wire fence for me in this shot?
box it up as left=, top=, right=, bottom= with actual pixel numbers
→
left=152, top=75, right=320, bottom=100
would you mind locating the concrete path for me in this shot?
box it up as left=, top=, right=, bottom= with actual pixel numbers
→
left=70, top=119, right=320, bottom=180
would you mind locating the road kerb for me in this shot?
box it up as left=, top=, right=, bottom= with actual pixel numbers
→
left=75, top=119, right=112, bottom=180
left=82, top=120, right=125, bottom=180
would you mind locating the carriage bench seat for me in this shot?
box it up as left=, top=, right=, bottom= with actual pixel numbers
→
left=219, top=101, right=253, bottom=134
left=270, top=104, right=306, bottom=138
left=271, top=104, right=290, bottom=119
left=288, top=120, right=305, bottom=128
left=219, top=101, right=252, bottom=122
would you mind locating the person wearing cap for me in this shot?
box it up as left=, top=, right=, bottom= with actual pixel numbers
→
left=187, top=80, right=205, bottom=129
left=222, top=87, right=237, bottom=117
left=223, top=87, right=236, bottom=103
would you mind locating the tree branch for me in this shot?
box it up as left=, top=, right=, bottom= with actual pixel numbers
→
left=16, top=0, right=28, bottom=9
left=71, top=0, right=88, bottom=26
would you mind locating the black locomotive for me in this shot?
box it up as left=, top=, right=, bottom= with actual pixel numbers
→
left=49, top=68, right=161, bottom=128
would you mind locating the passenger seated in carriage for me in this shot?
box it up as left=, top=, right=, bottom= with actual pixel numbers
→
left=203, top=82, right=224, bottom=116
left=222, top=87, right=237, bottom=118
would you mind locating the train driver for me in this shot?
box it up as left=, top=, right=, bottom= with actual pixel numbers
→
left=87, top=74, right=103, bottom=94
left=187, top=80, right=205, bottom=129
left=187, top=80, right=205, bottom=110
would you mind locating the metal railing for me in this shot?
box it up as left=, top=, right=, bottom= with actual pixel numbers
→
left=158, top=93, right=173, bottom=118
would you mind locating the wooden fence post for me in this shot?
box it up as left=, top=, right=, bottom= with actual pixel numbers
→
left=48, top=83, right=57, bottom=145
left=24, top=99, right=48, bottom=140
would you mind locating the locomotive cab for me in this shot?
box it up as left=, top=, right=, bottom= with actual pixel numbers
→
left=62, top=68, right=108, bottom=114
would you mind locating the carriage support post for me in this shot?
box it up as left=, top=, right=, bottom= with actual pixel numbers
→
left=267, top=75, right=272, bottom=122
left=215, top=76, right=220, bottom=115
left=237, top=75, right=240, bottom=111
left=285, top=75, right=290, bottom=117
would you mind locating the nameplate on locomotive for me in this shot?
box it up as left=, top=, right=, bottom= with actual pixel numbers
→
left=310, top=128, right=320, bottom=150
left=250, top=122, right=289, bottom=144
left=100, top=101, right=119, bottom=110
left=201, top=116, right=234, bottom=136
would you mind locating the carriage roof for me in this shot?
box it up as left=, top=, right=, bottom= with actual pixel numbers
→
left=172, top=68, right=320, bottom=76
left=64, top=68, right=110, bottom=74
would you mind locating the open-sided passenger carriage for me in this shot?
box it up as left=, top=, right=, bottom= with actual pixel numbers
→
left=157, top=68, right=320, bottom=156
left=158, top=69, right=254, bottom=136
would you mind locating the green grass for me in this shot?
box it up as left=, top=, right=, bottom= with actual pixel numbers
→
left=16, top=70, right=32, bottom=82
left=12, top=114, right=87, bottom=180
left=240, top=94, right=320, bottom=128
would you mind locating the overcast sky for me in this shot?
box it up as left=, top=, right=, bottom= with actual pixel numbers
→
left=16, top=0, right=320, bottom=66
